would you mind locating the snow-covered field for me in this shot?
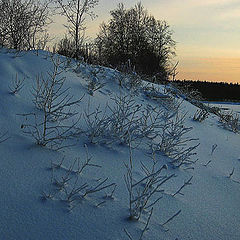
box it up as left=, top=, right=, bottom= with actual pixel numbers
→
left=208, top=102, right=240, bottom=115
left=0, top=48, right=239, bottom=240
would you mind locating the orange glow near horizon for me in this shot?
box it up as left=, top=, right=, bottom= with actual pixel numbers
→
left=178, top=57, right=240, bottom=83
left=49, top=0, right=240, bottom=84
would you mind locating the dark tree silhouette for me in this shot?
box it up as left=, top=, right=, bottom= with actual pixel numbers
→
left=0, top=0, right=51, bottom=50
left=55, top=0, right=99, bottom=59
left=173, top=80, right=240, bottom=102
left=95, top=3, right=176, bottom=80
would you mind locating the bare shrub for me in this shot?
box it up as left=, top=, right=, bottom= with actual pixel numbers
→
left=8, top=73, right=25, bottom=94
left=83, top=93, right=195, bottom=157
left=124, top=147, right=175, bottom=221
left=172, top=176, right=193, bottom=197
left=83, top=92, right=198, bottom=167
left=126, top=73, right=142, bottom=92
left=124, top=208, right=153, bottom=240
left=219, top=111, right=239, bottom=133
left=115, top=71, right=127, bottom=88
left=21, top=56, right=83, bottom=150
left=193, top=108, right=209, bottom=122
left=107, top=95, right=142, bottom=145
left=42, top=145, right=116, bottom=210
left=152, top=112, right=199, bottom=168
left=84, top=104, right=108, bottom=144
left=84, top=97, right=165, bottom=147
left=86, top=68, right=105, bottom=96
left=83, top=95, right=141, bottom=146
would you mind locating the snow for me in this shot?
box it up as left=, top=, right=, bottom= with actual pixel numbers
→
left=0, top=48, right=240, bottom=240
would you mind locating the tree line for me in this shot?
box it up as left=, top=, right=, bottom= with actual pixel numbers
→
left=2, top=0, right=239, bottom=100
left=0, top=0, right=176, bottom=82
left=172, top=80, right=240, bottom=102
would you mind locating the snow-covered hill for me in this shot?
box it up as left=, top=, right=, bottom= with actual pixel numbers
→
left=0, top=48, right=239, bottom=240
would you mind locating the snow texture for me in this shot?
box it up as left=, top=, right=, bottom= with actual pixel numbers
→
left=0, top=48, right=240, bottom=240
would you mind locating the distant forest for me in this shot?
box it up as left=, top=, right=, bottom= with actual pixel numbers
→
left=172, top=80, right=240, bottom=102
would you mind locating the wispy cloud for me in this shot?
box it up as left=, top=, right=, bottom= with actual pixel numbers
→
left=219, top=8, right=240, bottom=19
left=195, top=0, right=239, bottom=6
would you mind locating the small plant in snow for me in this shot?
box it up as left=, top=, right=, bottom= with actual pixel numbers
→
left=172, top=176, right=193, bottom=197
left=86, top=67, right=105, bottom=96
left=160, top=209, right=182, bottom=231
left=143, top=83, right=180, bottom=112
left=43, top=145, right=116, bottom=210
left=107, top=95, right=142, bottom=145
left=203, top=159, right=212, bottom=167
left=84, top=103, right=108, bottom=144
left=8, top=73, right=25, bottom=94
left=137, top=104, right=165, bottom=143
left=115, top=71, right=127, bottom=88
left=193, top=108, right=209, bottom=122
left=21, top=56, right=83, bottom=150
left=204, top=144, right=218, bottom=166
left=127, top=73, right=142, bottom=92
left=124, top=146, right=175, bottom=221
left=124, top=207, right=182, bottom=238
left=83, top=94, right=190, bottom=152
left=218, top=111, right=239, bottom=133
left=124, top=208, right=154, bottom=240
left=152, top=112, right=199, bottom=168
left=84, top=95, right=143, bottom=146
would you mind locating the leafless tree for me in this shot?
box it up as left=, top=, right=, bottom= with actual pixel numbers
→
left=95, top=3, right=176, bottom=78
left=55, top=0, right=99, bottom=59
left=0, top=0, right=51, bottom=50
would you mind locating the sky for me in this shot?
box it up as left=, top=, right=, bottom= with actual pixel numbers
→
left=50, top=0, right=240, bottom=83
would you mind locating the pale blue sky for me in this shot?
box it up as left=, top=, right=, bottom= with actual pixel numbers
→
left=50, top=0, right=240, bottom=82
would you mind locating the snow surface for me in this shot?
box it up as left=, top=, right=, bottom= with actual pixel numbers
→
left=0, top=48, right=240, bottom=240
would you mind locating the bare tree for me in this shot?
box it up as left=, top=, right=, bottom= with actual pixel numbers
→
left=0, top=0, right=51, bottom=50
left=55, top=0, right=99, bottom=59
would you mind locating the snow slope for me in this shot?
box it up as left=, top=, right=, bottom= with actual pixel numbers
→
left=0, top=48, right=240, bottom=240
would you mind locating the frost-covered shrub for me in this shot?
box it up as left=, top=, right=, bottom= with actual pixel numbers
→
left=127, top=73, right=142, bottom=92
left=84, top=105, right=109, bottom=144
left=42, top=146, right=116, bottom=210
left=114, top=70, right=142, bottom=93
left=194, top=101, right=221, bottom=117
left=86, top=67, right=105, bottom=96
left=152, top=112, right=199, bottom=167
left=84, top=95, right=166, bottom=147
left=84, top=95, right=141, bottom=145
left=107, top=95, right=142, bottom=144
left=84, top=91, right=198, bottom=167
left=124, top=148, right=174, bottom=221
left=84, top=94, right=199, bottom=167
left=143, top=83, right=183, bottom=113
left=21, top=56, right=83, bottom=150
left=219, top=111, right=239, bottom=133
left=193, top=108, right=209, bottom=122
